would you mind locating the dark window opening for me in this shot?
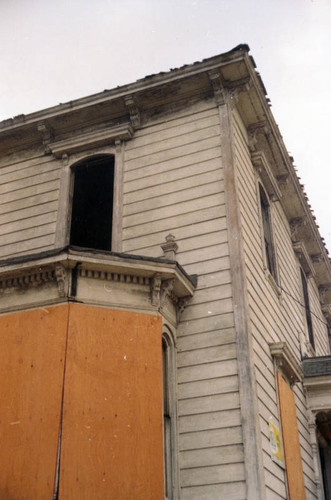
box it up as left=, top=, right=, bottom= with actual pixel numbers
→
left=260, top=185, right=277, bottom=279
left=70, top=155, right=114, bottom=251
left=300, top=268, right=314, bottom=349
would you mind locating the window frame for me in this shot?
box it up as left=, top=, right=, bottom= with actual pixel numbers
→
left=162, top=327, right=179, bottom=500
left=258, top=182, right=278, bottom=283
left=300, top=267, right=315, bottom=351
left=54, top=146, right=124, bottom=253
left=69, top=155, right=115, bottom=252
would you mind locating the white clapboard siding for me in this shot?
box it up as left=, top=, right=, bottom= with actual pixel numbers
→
left=233, top=109, right=321, bottom=499
left=122, top=98, right=242, bottom=495
left=181, top=481, right=246, bottom=500
left=0, top=156, right=61, bottom=259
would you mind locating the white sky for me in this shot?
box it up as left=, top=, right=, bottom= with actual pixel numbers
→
left=1, top=0, right=330, bottom=251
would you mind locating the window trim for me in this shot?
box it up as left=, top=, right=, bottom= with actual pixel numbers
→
left=258, top=182, right=278, bottom=283
left=300, top=267, right=315, bottom=351
left=162, top=327, right=179, bottom=500
left=55, top=146, right=124, bottom=252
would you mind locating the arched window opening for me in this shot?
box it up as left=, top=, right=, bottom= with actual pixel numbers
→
left=259, top=184, right=277, bottom=280
left=70, top=155, right=114, bottom=251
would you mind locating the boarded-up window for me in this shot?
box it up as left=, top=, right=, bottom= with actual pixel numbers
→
left=162, top=335, right=173, bottom=499
left=277, top=372, right=306, bottom=499
left=70, top=155, right=114, bottom=251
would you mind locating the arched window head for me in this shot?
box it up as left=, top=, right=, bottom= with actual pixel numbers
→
left=70, top=155, right=115, bottom=251
left=259, top=184, right=277, bottom=280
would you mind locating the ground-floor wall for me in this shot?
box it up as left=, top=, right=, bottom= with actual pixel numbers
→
left=0, top=303, right=164, bottom=500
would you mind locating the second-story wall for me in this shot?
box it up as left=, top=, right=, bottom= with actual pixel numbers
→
left=122, top=97, right=246, bottom=499
left=232, top=107, right=329, bottom=500
left=0, top=151, right=61, bottom=259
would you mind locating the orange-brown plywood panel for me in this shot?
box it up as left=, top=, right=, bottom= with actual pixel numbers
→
left=0, top=305, right=69, bottom=500
left=59, top=304, right=164, bottom=500
left=277, top=372, right=306, bottom=500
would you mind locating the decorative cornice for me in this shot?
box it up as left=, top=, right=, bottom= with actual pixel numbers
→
left=0, top=267, right=56, bottom=293
left=270, top=341, right=304, bottom=385
left=79, top=267, right=150, bottom=286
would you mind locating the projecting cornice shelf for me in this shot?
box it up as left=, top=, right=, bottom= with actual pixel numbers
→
left=49, top=123, right=134, bottom=158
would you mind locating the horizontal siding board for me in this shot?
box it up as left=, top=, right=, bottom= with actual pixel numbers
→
left=179, top=393, right=240, bottom=417
left=1, top=212, right=57, bottom=237
left=179, top=410, right=241, bottom=434
left=0, top=201, right=58, bottom=226
left=1, top=221, right=56, bottom=246
left=122, top=219, right=227, bottom=252
left=124, top=146, right=222, bottom=183
left=0, top=180, right=60, bottom=206
left=123, top=193, right=225, bottom=228
left=0, top=190, right=59, bottom=215
left=0, top=235, right=55, bottom=258
left=0, top=169, right=60, bottom=195
left=0, top=161, right=59, bottom=185
left=181, top=482, right=246, bottom=500
left=122, top=205, right=226, bottom=240
left=178, top=344, right=236, bottom=368
left=179, top=426, right=242, bottom=451
left=178, top=375, right=238, bottom=399
left=180, top=298, right=233, bottom=322
left=123, top=175, right=224, bottom=213
left=177, top=328, right=235, bottom=351
left=124, top=157, right=222, bottom=195
left=181, top=462, right=245, bottom=487
left=126, top=110, right=220, bottom=151
left=124, top=124, right=221, bottom=162
left=178, top=313, right=235, bottom=337
left=180, top=443, right=243, bottom=469
left=124, top=135, right=221, bottom=171
left=178, top=360, right=238, bottom=384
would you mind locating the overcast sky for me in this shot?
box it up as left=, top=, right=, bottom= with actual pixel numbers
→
left=1, top=0, right=330, bottom=251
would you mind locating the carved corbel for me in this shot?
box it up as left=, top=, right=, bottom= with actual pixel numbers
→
left=310, top=253, right=323, bottom=264
left=318, top=284, right=331, bottom=305
left=276, top=174, right=289, bottom=187
left=290, top=217, right=307, bottom=242
left=37, top=120, right=54, bottom=154
left=208, top=71, right=226, bottom=106
left=176, top=296, right=191, bottom=323
left=61, top=153, right=69, bottom=166
left=115, top=139, right=122, bottom=154
left=124, top=95, right=141, bottom=128
left=151, top=273, right=162, bottom=307
left=322, top=304, right=331, bottom=324
left=55, top=265, right=66, bottom=298
left=160, top=279, right=175, bottom=309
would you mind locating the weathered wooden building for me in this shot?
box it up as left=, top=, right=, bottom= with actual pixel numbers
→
left=0, top=45, right=331, bottom=499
